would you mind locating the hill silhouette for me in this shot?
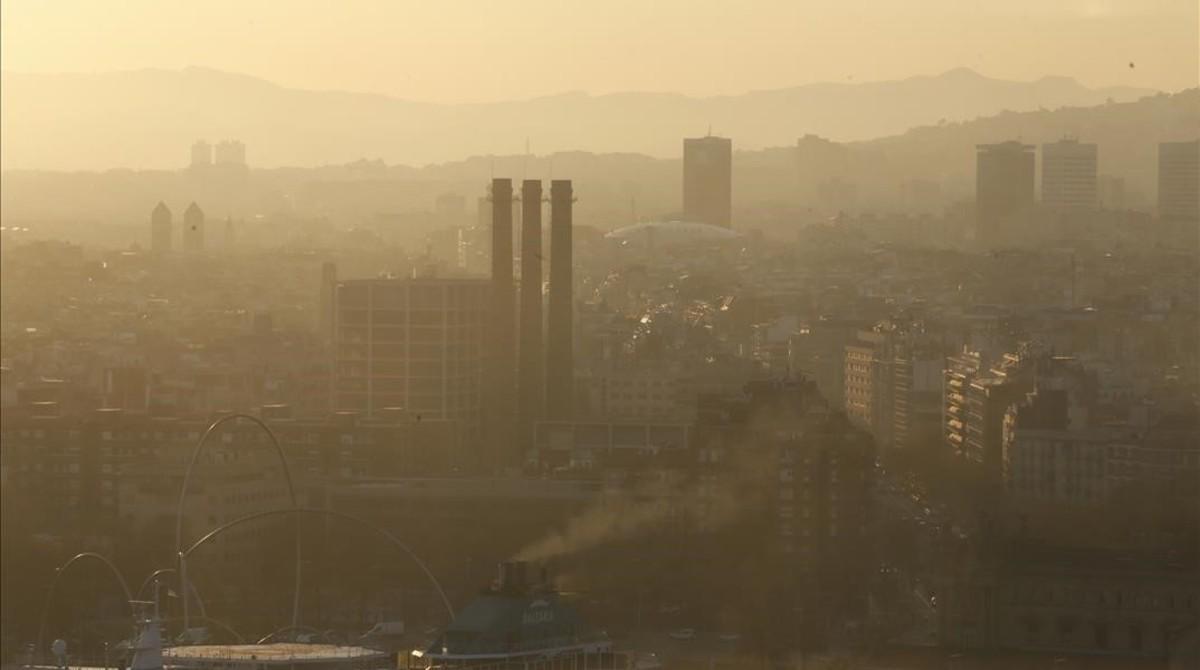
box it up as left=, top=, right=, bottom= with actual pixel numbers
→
left=0, top=66, right=1155, bottom=170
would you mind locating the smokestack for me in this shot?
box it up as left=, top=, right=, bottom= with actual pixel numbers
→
left=490, top=178, right=516, bottom=468
left=546, top=180, right=573, bottom=420
left=518, top=180, right=544, bottom=450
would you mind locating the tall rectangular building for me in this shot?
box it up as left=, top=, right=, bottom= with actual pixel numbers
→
left=331, top=278, right=489, bottom=450
left=1158, top=140, right=1199, bottom=222
left=976, top=142, right=1034, bottom=245
left=683, top=135, right=733, bottom=228
left=1041, top=139, right=1097, bottom=210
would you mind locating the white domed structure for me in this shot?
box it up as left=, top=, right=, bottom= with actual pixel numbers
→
left=605, top=220, right=742, bottom=244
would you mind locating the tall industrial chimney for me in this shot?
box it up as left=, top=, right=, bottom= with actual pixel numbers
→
left=546, top=180, right=573, bottom=420
left=518, top=180, right=544, bottom=449
left=490, top=178, right=516, bottom=467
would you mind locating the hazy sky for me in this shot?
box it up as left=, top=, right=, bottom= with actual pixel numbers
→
left=2, top=0, right=1196, bottom=102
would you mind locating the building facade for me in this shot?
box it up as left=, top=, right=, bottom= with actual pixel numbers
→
left=1158, top=140, right=1199, bottom=222
left=1041, top=139, right=1097, bottom=211
left=331, top=278, right=489, bottom=452
left=976, top=142, right=1035, bottom=246
left=683, top=135, right=733, bottom=228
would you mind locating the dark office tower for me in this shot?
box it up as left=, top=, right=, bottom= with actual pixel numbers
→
left=1041, top=139, right=1097, bottom=210
left=182, top=202, right=206, bottom=252
left=1158, top=140, right=1200, bottom=222
left=683, top=135, right=733, bottom=228
left=489, top=178, right=517, bottom=466
left=150, top=201, right=172, bottom=254
left=546, top=180, right=574, bottom=420
left=975, top=141, right=1034, bottom=247
left=319, top=262, right=337, bottom=344
left=518, top=180, right=545, bottom=447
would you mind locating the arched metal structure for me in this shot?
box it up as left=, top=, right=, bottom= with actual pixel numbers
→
left=175, top=413, right=301, bottom=632
left=36, top=552, right=135, bottom=661
left=160, top=615, right=246, bottom=644
left=135, top=568, right=209, bottom=621
left=181, top=507, right=454, bottom=620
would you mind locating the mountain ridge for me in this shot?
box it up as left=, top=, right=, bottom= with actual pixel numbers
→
left=0, top=66, right=1161, bottom=170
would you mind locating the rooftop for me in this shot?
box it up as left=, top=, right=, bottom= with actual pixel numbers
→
left=164, top=643, right=386, bottom=665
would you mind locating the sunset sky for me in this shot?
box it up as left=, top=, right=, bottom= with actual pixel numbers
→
left=2, top=0, right=1196, bottom=102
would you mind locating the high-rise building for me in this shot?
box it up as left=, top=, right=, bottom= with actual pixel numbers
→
left=546, top=180, right=574, bottom=420
left=943, top=349, right=982, bottom=458
left=150, top=201, right=172, bottom=254
left=182, top=202, right=205, bottom=252
left=1041, top=139, right=1097, bottom=210
left=844, top=329, right=896, bottom=448
left=892, top=346, right=945, bottom=452
left=214, top=140, right=247, bottom=166
left=976, top=142, right=1034, bottom=245
left=962, top=352, right=1036, bottom=476
left=683, top=135, right=732, bottom=228
left=1157, top=140, right=1199, bottom=222
left=518, top=180, right=544, bottom=449
left=331, top=277, right=490, bottom=454
left=190, top=140, right=213, bottom=168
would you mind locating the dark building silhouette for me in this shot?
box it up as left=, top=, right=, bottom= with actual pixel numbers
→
left=1158, top=139, right=1199, bottom=222
left=1041, top=138, right=1097, bottom=210
left=490, top=178, right=517, bottom=466
left=182, top=202, right=206, bottom=252
left=976, top=141, right=1034, bottom=246
left=150, top=201, right=172, bottom=254
left=546, top=180, right=574, bottom=420
left=518, top=180, right=545, bottom=450
left=683, top=135, right=733, bottom=228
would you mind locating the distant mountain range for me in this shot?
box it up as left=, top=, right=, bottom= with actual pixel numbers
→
left=0, top=66, right=1157, bottom=170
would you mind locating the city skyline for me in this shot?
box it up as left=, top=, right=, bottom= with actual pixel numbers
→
left=2, top=3, right=1197, bottom=668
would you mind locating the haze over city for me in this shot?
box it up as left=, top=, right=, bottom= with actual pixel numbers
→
left=1, top=2, right=1198, bottom=670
